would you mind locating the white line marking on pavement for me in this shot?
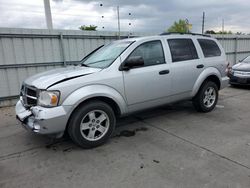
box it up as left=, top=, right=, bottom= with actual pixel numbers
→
left=216, top=105, right=225, bottom=108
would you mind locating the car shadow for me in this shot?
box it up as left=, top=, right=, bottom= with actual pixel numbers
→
left=230, top=84, right=250, bottom=90
left=42, top=101, right=196, bottom=151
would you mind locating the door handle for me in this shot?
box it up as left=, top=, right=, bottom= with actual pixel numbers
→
left=196, top=64, right=204, bottom=69
left=159, top=70, right=170, bottom=75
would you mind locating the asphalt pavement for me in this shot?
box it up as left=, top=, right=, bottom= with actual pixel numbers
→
left=0, top=86, right=250, bottom=188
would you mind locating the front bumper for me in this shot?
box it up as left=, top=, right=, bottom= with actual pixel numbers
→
left=228, top=73, right=250, bottom=85
left=15, top=100, right=72, bottom=135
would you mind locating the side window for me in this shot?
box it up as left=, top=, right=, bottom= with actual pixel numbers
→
left=167, top=39, right=198, bottom=62
left=128, top=40, right=165, bottom=66
left=198, top=39, right=221, bottom=57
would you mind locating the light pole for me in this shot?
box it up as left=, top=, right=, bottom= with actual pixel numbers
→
left=202, top=12, right=205, bottom=34
left=117, top=6, right=121, bottom=39
left=43, top=0, right=53, bottom=29
left=222, top=19, right=224, bottom=33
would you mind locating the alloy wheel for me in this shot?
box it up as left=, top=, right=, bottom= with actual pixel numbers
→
left=203, top=87, right=216, bottom=108
left=80, top=110, right=110, bottom=141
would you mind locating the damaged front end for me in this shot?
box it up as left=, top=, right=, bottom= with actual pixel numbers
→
left=15, top=66, right=101, bottom=137
left=15, top=100, right=36, bottom=132
left=15, top=100, right=71, bottom=137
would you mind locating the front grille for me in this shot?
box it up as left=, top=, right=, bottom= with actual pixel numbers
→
left=20, top=84, right=38, bottom=107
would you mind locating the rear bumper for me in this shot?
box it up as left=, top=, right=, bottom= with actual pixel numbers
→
left=15, top=100, right=72, bottom=135
left=221, top=76, right=229, bottom=89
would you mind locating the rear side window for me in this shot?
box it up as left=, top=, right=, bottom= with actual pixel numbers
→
left=128, top=40, right=165, bottom=66
left=168, top=39, right=198, bottom=62
left=198, top=39, right=221, bottom=57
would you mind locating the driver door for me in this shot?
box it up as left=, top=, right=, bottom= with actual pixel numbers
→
left=122, top=40, right=172, bottom=111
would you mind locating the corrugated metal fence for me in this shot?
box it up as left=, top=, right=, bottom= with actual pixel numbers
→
left=0, top=28, right=148, bottom=106
left=0, top=28, right=250, bottom=106
left=215, top=35, right=250, bottom=65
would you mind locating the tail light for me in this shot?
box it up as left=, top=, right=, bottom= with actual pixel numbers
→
left=225, top=61, right=232, bottom=76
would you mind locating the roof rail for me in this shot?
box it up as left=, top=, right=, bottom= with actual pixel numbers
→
left=160, top=32, right=211, bottom=37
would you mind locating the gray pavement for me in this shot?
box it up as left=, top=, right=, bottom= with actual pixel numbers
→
left=0, top=86, right=250, bottom=188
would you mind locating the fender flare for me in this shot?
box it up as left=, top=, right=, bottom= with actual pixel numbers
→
left=191, top=67, right=221, bottom=97
left=62, top=84, right=128, bottom=115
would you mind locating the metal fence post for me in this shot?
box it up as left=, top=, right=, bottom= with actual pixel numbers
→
left=59, top=33, right=66, bottom=66
left=235, top=37, right=238, bottom=64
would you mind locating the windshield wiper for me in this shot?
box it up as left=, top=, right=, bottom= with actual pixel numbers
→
left=84, top=58, right=114, bottom=66
left=81, top=63, right=89, bottom=67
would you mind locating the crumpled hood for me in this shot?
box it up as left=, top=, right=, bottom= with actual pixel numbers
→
left=24, top=66, right=101, bottom=89
left=233, top=62, right=250, bottom=71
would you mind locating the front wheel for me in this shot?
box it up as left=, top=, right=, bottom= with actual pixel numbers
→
left=67, top=100, right=116, bottom=148
left=193, top=81, right=218, bottom=112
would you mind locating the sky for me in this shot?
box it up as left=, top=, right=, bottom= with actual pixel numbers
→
left=0, top=0, right=250, bottom=34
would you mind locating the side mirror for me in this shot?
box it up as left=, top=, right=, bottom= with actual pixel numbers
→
left=121, top=56, right=144, bottom=70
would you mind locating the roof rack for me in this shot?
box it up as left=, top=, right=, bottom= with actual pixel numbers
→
left=160, top=32, right=211, bottom=37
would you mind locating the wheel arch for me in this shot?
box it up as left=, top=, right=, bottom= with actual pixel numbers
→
left=62, top=85, right=127, bottom=134
left=73, top=96, right=122, bottom=116
left=203, top=75, right=220, bottom=89
left=192, top=67, right=221, bottom=97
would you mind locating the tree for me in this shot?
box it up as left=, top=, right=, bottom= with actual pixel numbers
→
left=205, top=30, right=233, bottom=35
left=216, top=30, right=232, bottom=34
left=167, top=19, right=191, bottom=33
left=236, top=32, right=244, bottom=35
left=79, top=25, right=97, bottom=31
left=205, top=30, right=216, bottom=34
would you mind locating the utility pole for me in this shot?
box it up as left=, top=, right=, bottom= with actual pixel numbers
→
left=117, top=6, right=121, bottom=39
left=202, top=12, right=205, bottom=34
left=185, top=19, right=189, bottom=33
left=222, top=19, right=224, bottom=33
left=221, top=18, right=225, bottom=46
left=43, top=0, right=53, bottom=29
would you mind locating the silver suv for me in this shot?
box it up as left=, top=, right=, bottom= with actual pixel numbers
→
left=16, top=33, right=229, bottom=148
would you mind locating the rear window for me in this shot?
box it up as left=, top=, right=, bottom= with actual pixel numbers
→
left=167, top=39, right=198, bottom=62
left=198, top=39, right=221, bottom=57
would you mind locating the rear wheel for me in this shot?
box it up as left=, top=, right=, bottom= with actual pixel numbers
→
left=68, top=100, right=116, bottom=148
left=193, top=81, right=218, bottom=112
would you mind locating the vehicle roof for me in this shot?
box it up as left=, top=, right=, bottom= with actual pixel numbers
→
left=121, top=33, right=216, bottom=43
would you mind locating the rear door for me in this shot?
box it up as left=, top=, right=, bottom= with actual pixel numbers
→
left=197, top=38, right=226, bottom=77
left=167, top=38, right=204, bottom=95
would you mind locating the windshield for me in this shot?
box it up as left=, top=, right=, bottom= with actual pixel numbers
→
left=81, top=41, right=133, bottom=68
left=243, top=56, right=250, bottom=63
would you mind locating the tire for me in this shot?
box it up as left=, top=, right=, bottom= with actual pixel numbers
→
left=192, top=81, right=218, bottom=113
left=67, top=100, right=116, bottom=149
